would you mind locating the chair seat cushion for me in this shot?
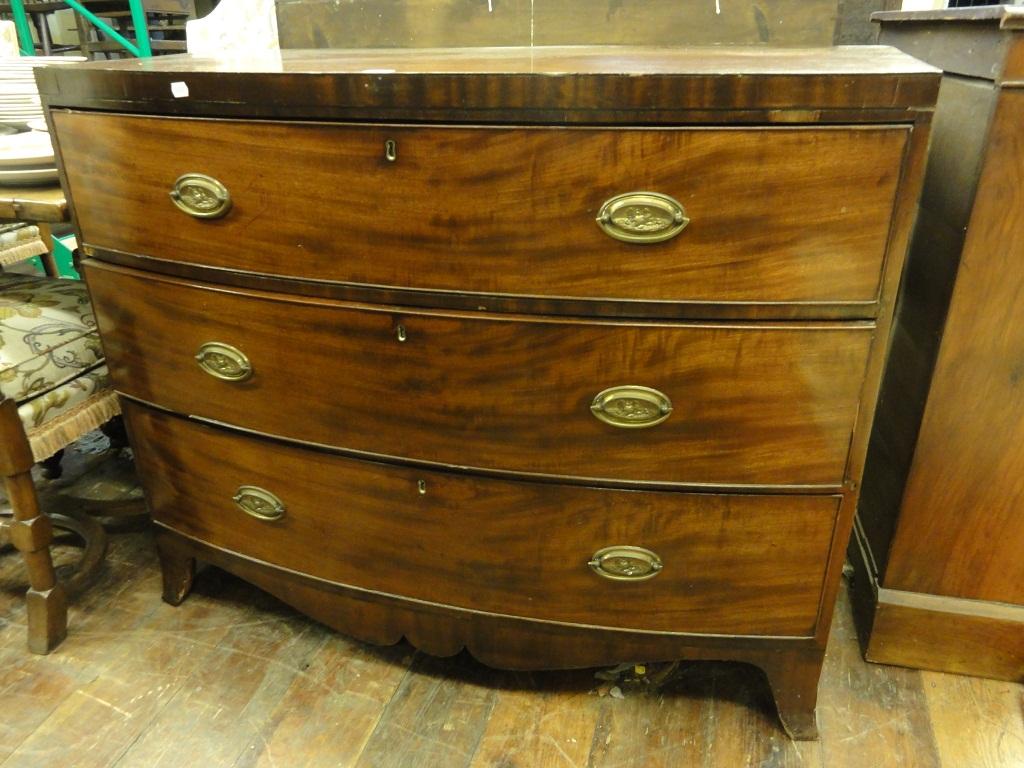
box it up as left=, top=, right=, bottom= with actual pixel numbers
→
left=18, top=363, right=112, bottom=431
left=0, top=274, right=103, bottom=404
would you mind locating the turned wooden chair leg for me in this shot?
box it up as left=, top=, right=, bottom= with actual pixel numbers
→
left=99, top=416, right=129, bottom=451
left=38, top=449, right=65, bottom=480
left=0, top=400, right=67, bottom=654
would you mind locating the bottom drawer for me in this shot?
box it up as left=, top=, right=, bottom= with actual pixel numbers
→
left=124, top=402, right=839, bottom=637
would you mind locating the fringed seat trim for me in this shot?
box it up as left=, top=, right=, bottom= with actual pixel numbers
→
left=26, top=391, right=121, bottom=462
left=0, top=238, right=49, bottom=267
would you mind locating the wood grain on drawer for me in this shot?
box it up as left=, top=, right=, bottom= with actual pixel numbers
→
left=88, top=262, right=873, bottom=488
left=125, top=402, right=838, bottom=637
left=56, top=111, right=907, bottom=306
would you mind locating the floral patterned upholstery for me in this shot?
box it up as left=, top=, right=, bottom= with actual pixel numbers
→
left=0, top=273, right=107, bottom=428
left=17, top=364, right=112, bottom=431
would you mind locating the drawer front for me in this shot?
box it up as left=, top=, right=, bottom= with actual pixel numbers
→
left=89, top=262, right=873, bottom=487
left=57, top=111, right=907, bottom=305
left=125, top=402, right=838, bottom=637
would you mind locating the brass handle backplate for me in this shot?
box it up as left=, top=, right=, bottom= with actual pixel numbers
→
left=232, top=486, right=286, bottom=521
left=195, top=342, right=252, bottom=382
left=589, top=546, right=663, bottom=581
left=596, top=191, right=689, bottom=244
left=169, top=173, right=232, bottom=219
left=591, top=385, right=673, bottom=429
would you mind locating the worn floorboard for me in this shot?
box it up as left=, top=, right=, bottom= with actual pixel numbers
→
left=818, top=587, right=943, bottom=768
left=923, top=671, right=1024, bottom=768
left=0, top=437, right=1021, bottom=767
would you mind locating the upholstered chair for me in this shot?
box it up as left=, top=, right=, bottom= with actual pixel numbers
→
left=0, top=272, right=119, bottom=653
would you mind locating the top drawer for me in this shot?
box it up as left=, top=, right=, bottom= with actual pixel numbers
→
left=54, top=112, right=907, bottom=309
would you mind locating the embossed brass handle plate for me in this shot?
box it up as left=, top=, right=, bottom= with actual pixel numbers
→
left=232, top=486, right=286, bottom=521
left=195, top=342, right=252, bottom=382
left=596, top=192, right=689, bottom=244
left=590, top=385, right=673, bottom=429
left=589, top=546, right=663, bottom=581
left=169, top=173, right=232, bottom=219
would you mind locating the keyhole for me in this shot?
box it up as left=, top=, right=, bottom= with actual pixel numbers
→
left=417, top=480, right=427, bottom=495
left=396, top=324, right=407, bottom=342
left=385, top=139, right=397, bottom=162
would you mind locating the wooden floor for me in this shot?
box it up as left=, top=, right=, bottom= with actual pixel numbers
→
left=1, top=438, right=1022, bottom=768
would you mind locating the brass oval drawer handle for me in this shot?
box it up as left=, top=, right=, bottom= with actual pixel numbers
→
left=195, top=342, right=252, bottom=382
left=169, top=173, right=232, bottom=219
left=590, top=385, right=672, bottom=429
left=596, top=191, right=689, bottom=244
left=232, top=486, right=286, bottom=521
left=589, top=546, right=663, bottom=581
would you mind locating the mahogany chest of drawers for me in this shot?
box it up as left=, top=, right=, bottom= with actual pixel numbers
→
left=39, top=46, right=938, bottom=739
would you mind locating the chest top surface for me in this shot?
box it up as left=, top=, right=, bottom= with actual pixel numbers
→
left=36, top=45, right=939, bottom=122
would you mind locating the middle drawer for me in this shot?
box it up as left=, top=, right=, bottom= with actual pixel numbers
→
left=87, top=262, right=873, bottom=488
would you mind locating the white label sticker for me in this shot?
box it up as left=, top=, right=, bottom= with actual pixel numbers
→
left=170, top=81, right=189, bottom=98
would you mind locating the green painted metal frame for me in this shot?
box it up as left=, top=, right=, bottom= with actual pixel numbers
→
left=8, top=0, right=152, bottom=57
left=8, top=0, right=34, bottom=55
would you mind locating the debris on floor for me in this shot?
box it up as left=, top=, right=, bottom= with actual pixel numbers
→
left=592, top=661, right=682, bottom=698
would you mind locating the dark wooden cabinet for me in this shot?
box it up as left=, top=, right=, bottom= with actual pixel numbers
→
left=40, top=46, right=938, bottom=738
left=852, top=6, right=1024, bottom=682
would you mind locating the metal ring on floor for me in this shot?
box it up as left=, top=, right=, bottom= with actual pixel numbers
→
left=0, top=508, right=108, bottom=594
left=49, top=510, right=108, bottom=593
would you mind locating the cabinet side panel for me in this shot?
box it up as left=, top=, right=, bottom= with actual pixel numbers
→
left=887, top=90, right=1024, bottom=604
left=857, top=76, right=996, bottom=575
